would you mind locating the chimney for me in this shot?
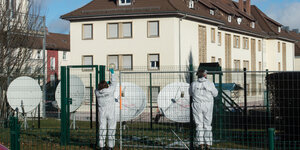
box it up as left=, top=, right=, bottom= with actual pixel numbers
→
left=245, top=0, right=251, bottom=15
left=292, top=29, right=299, bottom=33
left=239, top=0, right=244, bottom=11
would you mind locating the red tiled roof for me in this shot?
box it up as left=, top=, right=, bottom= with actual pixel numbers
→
left=33, top=32, right=70, bottom=51
left=289, top=31, right=300, bottom=56
left=61, top=0, right=296, bottom=42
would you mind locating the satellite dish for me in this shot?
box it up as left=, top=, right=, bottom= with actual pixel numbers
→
left=55, top=75, right=85, bottom=112
left=157, top=82, right=190, bottom=123
left=7, top=76, right=42, bottom=113
left=114, top=82, right=147, bottom=122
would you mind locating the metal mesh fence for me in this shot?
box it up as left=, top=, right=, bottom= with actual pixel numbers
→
left=1, top=65, right=300, bottom=150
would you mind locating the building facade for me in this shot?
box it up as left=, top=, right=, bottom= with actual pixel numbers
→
left=62, top=0, right=296, bottom=72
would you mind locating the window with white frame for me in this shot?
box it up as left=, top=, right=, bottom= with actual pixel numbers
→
left=259, top=61, right=262, bottom=71
left=107, top=55, right=119, bottom=70
left=217, top=32, right=221, bottom=46
left=119, top=0, right=131, bottom=6
left=234, top=35, right=240, bottom=48
left=82, top=55, right=93, bottom=71
left=148, top=54, right=159, bottom=70
left=82, top=24, right=93, bottom=40
left=50, top=57, right=55, bottom=70
left=107, top=55, right=133, bottom=70
left=209, top=9, right=214, bottom=15
left=228, top=15, right=232, bottom=22
left=218, top=58, right=222, bottom=67
left=121, top=55, right=133, bottom=70
left=258, top=40, right=262, bottom=51
left=278, top=42, right=281, bottom=53
left=243, top=37, right=249, bottom=49
left=211, top=56, right=216, bottom=62
left=211, top=28, right=215, bottom=43
left=234, top=60, right=240, bottom=71
left=108, top=23, right=119, bottom=38
left=107, top=22, right=132, bottom=38
left=148, top=21, right=159, bottom=37
left=251, top=22, right=255, bottom=28
left=122, top=23, right=132, bottom=38
left=237, top=17, right=242, bottom=25
left=63, top=51, right=67, bottom=60
left=243, top=60, right=249, bottom=70
left=37, top=50, right=41, bottom=59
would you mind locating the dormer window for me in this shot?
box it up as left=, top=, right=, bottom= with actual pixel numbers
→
left=189, top=0, right=194, bottom=9
left=228, top=15, right=232, bottom=22
left=237, top=17, right=242, bottom=25
left=119, top=0, right=131, bottom=6
left=278, top=27, right=281, bottom=33
left=251, top=22, right=255, bottom=28
left=210, top=9, right=215, bottom=15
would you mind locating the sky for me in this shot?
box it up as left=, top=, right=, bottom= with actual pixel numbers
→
left=36, top=0, right=300, bottom=34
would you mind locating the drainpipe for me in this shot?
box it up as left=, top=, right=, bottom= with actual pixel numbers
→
left=179, top=14, right=187, bottom=78
left=262, top=39, right=264, bottom=71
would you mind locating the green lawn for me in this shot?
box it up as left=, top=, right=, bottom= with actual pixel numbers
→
left=0, top=118, right=270, bottom=149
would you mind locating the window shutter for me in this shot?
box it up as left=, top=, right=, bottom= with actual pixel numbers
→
left=122, top=23, right=132, bottom=37
left=108, top=24, right=118, bottom=38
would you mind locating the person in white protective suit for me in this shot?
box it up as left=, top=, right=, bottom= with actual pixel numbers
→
left=190, top=69, right=218, bottom=150
left=95, top=68, right=117, bottom=150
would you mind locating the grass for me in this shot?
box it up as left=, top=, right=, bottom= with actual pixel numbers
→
left=0, top=118, right=273, bottom=150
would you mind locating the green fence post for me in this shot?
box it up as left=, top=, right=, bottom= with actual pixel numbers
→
left=189, top=64, right=194, bottom=149
left=218, top=71, right=223, bottom=139
left=90, top=73, right=93, bottom=129
left=149, top=73, right=153, bottom=129
left=96, top=65, right=105, bottom=147
left=10, top=116, right=20, bottom=150
left=243, top=68, right=248, bottom=141
left=266, top=69, right=271, bottom=127
left=268, top=128, right=275, bottom=150
left=66, top=67, right=70, bottom=144
left=60, top=66, right=67, bottom=145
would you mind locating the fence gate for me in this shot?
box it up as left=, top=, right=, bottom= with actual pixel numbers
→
left=60, top=65, right=102, bottom=148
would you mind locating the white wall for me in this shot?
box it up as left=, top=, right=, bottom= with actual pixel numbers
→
left=295, top=57, right=300, bottom=71
left=69, top=17, right=295, bottom=72
left=69, top=17, right=178, bottom=67
left=265, top=40, right=294, bottom=71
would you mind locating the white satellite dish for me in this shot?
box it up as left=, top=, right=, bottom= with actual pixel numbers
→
left=55, top=75, right=85, bottom=113
left=7, top=76, right=42, bottom=113
left=157, top=82, right=190, bottom=123
left=114, top=82, right=147, bottom=122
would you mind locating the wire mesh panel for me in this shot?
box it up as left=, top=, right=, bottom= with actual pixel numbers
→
left=119, top=71, right=193, bottom=149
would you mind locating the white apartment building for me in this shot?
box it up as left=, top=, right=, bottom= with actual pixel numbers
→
left=61, top=0, right=296, bottom=72
left=60, top=0, right=298, bottom=108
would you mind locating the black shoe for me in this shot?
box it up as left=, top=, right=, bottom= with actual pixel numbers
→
left=107, top=148, right=113, bottom=150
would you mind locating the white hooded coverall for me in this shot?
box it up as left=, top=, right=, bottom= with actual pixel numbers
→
left=190, top=77, right=218, bottom=146
left=95, top=74, right=117, bottom=148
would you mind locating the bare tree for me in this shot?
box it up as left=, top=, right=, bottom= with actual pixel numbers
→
left=0, top=0, right=45, bottom=119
